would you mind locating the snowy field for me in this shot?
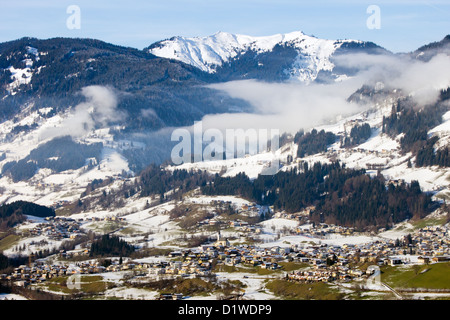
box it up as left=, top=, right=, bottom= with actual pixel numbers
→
left=0, top=294, right=28, bottom=300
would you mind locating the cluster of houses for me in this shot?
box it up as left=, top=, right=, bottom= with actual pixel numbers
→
left=228, top=220, right=262, bottom=234
left=3, top=203, right=450, bottom=291
left=1, top=261, right=79, bottom=286
left=413, top=225, right=450, bottom=259
left=78, top=216, right=126, bottom=223
left=294, top=223, right=355, bottom=238
left=324, top=146, right=394, bottom=158
left=284, top=225, right=450, bottom=283
left=1, top=250, right=216, bottom=288
left=288, top=268, right=356, bottom=283
left=176, top=220, right=448, bottom=284
left=3, top=224, right=450, bottom=289
left=22, top=217, right=83, bottom=241
left=1, top=259, right=147, bottom=287
left=237, top=203, right=263, bottom=217
left=145, top=259, right=212, bottom=277
left=196, top=200, right=268, bottom=228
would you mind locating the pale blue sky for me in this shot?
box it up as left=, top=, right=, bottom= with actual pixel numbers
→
left=0, top=0, right=449, bottom=52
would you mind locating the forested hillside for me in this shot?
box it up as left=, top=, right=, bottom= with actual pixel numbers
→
left=382, top=91, right=450, bottom=167
left=201, top=162, right=435, bottom=231
left=90, top=234, right=135, bottom=257
left=0, top=201, right=54, bottom=231
left=1, top=136, right=103, bottom=182
left=0, top=37, right=249, bottom=131
left=295, top=129, right=337, bottom=158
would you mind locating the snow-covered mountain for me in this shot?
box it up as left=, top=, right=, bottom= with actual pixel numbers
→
left=1, top=35, right=450, bottom=300
left=147, top=31, right=385, bottom=83
left=0, top=34, right=448, bottom=212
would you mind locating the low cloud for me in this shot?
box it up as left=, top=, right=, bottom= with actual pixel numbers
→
left=333, top=52, right=450, bottom=106
left=140, top=108, right=158, bottom=119
left=203, top=77, right=367, bottom=134
left=40, top=85, right=125, bottom=140
left=390, top=54, right=450, bottom=105
left=201, top=52, right=450, bottom=135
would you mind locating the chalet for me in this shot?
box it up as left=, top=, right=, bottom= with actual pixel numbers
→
left=388, top=179, right=405, bottom=187
left=209, top=220, right=218, bottom=226
left=166, top=267, right=179, bottom=275
left=349, top=269, right=364, bottom=277
left=169, top=251, right=182, bottom=258
left=312, top=259, right=325, bottom=266
left=185, top=254, right=197, bottom=261
left=158, top=293, right=183, bottom=300
left=14, top=280, right=27, bottom=287
left=417, top=256, right=430, bottom=264
left=218, top=253, right=228, bottom=260
left=260, top=262, right=278, bottom=270
left=149, top=267, right=165, bottom=275
left=201, top=245, right=215, bottom=252
left=94, top=266, right=106, bottom=273
left=299, top=257, right=310, bottom=263
left=224, top=258, right=235, bottom=266
left=432, top=255, right=450, bottom=263
left=243, top=255, right=254, bottom=263
left=366, top=163, right=385, bottom=170
left=389, top=257, right=403, bottom=266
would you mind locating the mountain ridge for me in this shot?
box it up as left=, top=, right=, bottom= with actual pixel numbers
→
left=147, top=30, right=389, bottom=83
left=0, top=33, right=448, bottom=205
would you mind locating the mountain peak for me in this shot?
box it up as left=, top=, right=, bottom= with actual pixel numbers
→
left=147, top=30, right=364, bottom=82
left=413, top=34, right=450, bottom=61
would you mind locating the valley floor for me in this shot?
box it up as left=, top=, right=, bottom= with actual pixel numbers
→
left=1, top=195, right=449, bottom=300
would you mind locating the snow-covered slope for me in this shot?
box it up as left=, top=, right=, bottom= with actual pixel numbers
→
left=4, top=46, right=45, bottom=96
left=148, top=31, right=363, bottom=83
left=165, top=91, right=450, bottom=201
left=0, top=108, right=133, bottom=207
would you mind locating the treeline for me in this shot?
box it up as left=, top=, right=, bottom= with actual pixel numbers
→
left=0, top=252, right=29, bottom=273
left=202, top=162, right=359, bottom=212
left=1, top=231, right=94, bottom=274
left=0, top=201, right=54, bottom=231
left=342, top=123, right=372, bottom=147
left=382, top=97, right=449, bottom=167
left=295, top=129, right=337, bottom=158
left=139, top=164, right=211, bottom=200
left=68, top=165, right=212, bottom=214
left=201, top=162, right=434, bottom=231
left=1, top=160, right=38, bottom=183
left=89, top=234, right=135, bottom=258
left=316, top=177, right=432, bottom=230
left=1, top=136, right=103, bottom=182
left=441, top=87, right=450, bottom=101
left=201, top=172, right=255, bottom=201
left=415, top=136, right=450, bottom=167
